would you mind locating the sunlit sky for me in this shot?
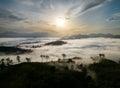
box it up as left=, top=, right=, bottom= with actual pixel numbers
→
left=0, top=0, right=120, bottom=36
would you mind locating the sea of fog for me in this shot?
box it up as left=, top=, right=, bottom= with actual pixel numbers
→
left=0, top=37, right=120, bottom=64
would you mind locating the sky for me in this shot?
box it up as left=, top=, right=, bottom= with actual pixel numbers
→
left=0, top=0, right=120, bottom=36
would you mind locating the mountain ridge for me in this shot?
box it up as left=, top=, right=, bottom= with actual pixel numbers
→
left=0, top=31, right=54, bottom=37
left=63, top=33, right=120, bottom=39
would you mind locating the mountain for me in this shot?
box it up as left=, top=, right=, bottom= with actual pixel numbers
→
left=63, top=33, right=120, bottom=39
left=0, top=31, right=54, bottom=37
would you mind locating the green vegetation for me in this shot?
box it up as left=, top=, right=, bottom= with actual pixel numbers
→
left=0, top=62, right=95, bottom=88
left=0, top=59, right=120, bottom=88
left=89, top=59, right=120, bottom=88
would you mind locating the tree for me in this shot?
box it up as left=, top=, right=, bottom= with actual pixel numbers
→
left=40, top=55, right=43, bottom=62
left=26, top=57, right=31, bottom=62
left=6, top=57, right=10, bottom=66
left=67, top=59, right=74, bottom=63
left=16, top=55, right=21, bottom=63
left=9, top=60, right=13, bottom=65
left=0, top=59, right=6, bottom=70
left=62, top=54, right=66, bottom=59
left=99, top=54, right=105, bottom=59
left=58, top=58, right=61, bottom=62
left=46, top=55, right=49, bottom=62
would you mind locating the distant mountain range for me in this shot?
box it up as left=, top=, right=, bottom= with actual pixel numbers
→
left=63, top=33, right=120, bottom=39
left=0, top=31, right=54, bottom=37
left=0, top=32, right=120, bottom=39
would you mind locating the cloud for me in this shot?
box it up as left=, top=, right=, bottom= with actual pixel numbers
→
left=0, top=0, right=114, bottom=34
left=66, top=0, right=111, bottom=18
left=114, top=12, right=120, bottom=17
left=23, top=19, right=50, bottom=26
left=13, top=0, right=111, bottom=19
left=107, top=12, right=120, bottom=21
left=107, top=17, right=120, bottom=21
left=0, top=37, right=119, bottom=63
left=14, top=0, right=43, bottom=7
left=0, top=8, right=25, bottom=22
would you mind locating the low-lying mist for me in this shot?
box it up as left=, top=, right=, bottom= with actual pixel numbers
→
left=0, top=38, right=120, bottom=64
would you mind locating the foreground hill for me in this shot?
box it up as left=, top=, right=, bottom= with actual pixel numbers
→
left=0, top=59, right=120, bottom=88
left=89, top=59, right=120, bottom=88
left=0, top=62, right=95, bottom=88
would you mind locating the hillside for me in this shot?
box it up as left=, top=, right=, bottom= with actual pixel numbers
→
left=0, top=62, right=95, bottom=88
left=0, top=59, right=120, bottom=88
left=0, top=46, right=32, bottom=55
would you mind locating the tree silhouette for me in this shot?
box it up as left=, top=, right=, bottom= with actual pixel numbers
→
left=16, top=55, right=21, bottom=63
left=6, top=57, right=11, bottom=66
left=40, top=55, right=50, bottom=62
left=62, top=54, right=66, bottom=59
left=0, top=59, right=5, bottom=70
left=25, top=57, right=31, bottom=62
left=58, top=58, right=61, bottom=62
left=6, top=57, right=13, bottom=66
left=67, top=59, right=74, bottom=63
left=99, top=54, right=105, bottom=59
left=40, top=55, right=43, bottom=62
left=10, top=60, right=13, bottom=65
left=46, top=55, right=49, bottom=62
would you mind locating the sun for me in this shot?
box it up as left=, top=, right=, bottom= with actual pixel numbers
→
left=56, top=18, right=65, bottom=27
